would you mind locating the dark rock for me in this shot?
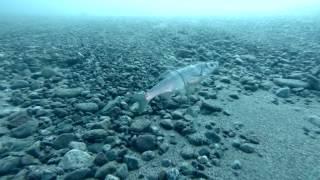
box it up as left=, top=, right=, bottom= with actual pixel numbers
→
left=306, top=74, right=320, bottom=90
left=198, top=147, right=211, bottom=157
left=204, top=130, right=221, bottom=143
left=0, top=156, right=21, bottom=175
left=53, top=108, right=68, bottom=118
left=55, top=88, right=82, bottom=98
left=161, top=159, right=172, bottom=167
left=58, top=149, right=94, bottom=170
left=53, top=133, right=77, bottom=149
left=173, top=120, right=188, bottom=133
left=187, top=133, right=208, bottom=146
left=94, top=152, right=108, bottom=166
left=82, top=129, right=108, bottom=142
left=134, top=134, right=157, bottom=152
left=160, top=119, right=174, bottom=130
left=10, top=80, right=29, bottom=89
left=75, top=102, right=99, bottom=112
left=95, top=161, right=118, bottom=179
left=229, top=93, right=239, bottom=99
left=64, top=168, right=90, bottom=180
left=124, top=155, right=140, bottom=170
left=10, top=119, right=39, bottom=138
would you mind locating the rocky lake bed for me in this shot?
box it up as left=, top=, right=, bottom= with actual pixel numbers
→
left=0, top=16, right=320, bottom=180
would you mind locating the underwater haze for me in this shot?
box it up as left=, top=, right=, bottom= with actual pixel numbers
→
left=1, top=0, right=320, bottom=17
left=0, top=0, right=320, bottom=180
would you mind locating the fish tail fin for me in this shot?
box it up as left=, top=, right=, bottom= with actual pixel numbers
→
left=131, top=92, right=148, bottom=113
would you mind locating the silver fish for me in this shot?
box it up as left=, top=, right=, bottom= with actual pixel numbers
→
left=132, top=61, right=219, bottom=113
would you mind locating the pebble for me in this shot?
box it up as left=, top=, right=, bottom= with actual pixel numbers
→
left=0, top=156, right=21, bottom=175
left=10, top=80, right=29, bottom=89
left=58, top=149, right=94, bottom=170
left=187, top=133, right=209, bottom=146
left=69, top=141, right=87, bottom=151
left=141, top=150, right=156, bottom=161
left=130, top=117, right=151, bottom=132
left=53, top=133, right=77, bottom=149
left=239, top=143, right=255, bottom=153
left=95, top=161, right=118, bottom=179
left=160, top=119, right=174, bottom=130
left=275, top=87, right=290, bottom=98
left=124, top=155, right=140, bottom=170
left=205, top=130, right=221, bottom=143
left=180, top=148, right=196, bottom=159
left=197, top=155, right=209, bottom=164
left=134, top=134, right=157, bottom=152
left=82, top=129, right=108, bottom=142
left=75, top=102, right=99, bottom=112
left=231, top=160, right=242, bottom=170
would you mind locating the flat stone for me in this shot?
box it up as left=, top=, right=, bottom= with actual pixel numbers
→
left=55, top=88, right=82, bottom=98
left=205, top=130, right=221, bottom=143
left=273, top=78, right=309, bottom=88
left=201, top=100, right=223, bottom=113
left=75, top=103, right=99, bottom=112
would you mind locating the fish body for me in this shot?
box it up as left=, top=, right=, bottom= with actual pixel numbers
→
left=132, top=61, right=219, bottom=113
